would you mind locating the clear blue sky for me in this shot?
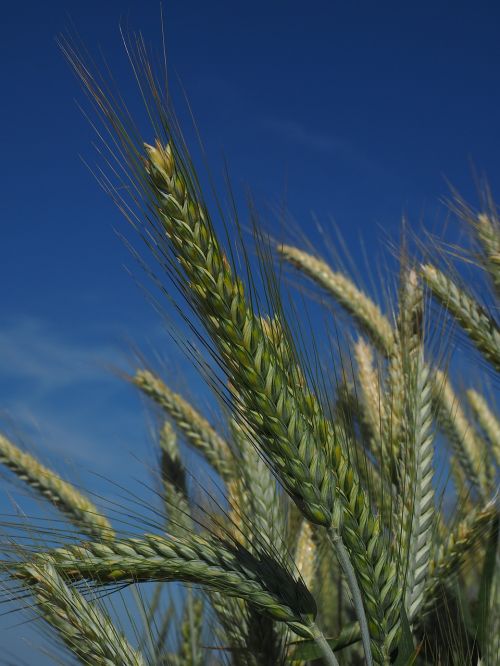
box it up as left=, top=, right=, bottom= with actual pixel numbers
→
left=1, top=1, right=499, bottom=661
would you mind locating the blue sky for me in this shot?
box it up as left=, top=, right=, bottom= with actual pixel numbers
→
left=1, top=1, right=500, bottom=661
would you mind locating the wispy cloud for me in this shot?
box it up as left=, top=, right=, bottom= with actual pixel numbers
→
left=0, top=317, right=125, bottom=391
left=262, top=118, right=390, bottom=179
left=0, top=317, right=145, bottom=471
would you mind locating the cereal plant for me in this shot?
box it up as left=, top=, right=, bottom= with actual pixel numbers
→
left=0, top=31, right=498, bottom=666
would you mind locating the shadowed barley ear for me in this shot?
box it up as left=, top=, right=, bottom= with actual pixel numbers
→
left=421, top=263, right=500, bottom=372
left=229, top=416, right=287, bottom=557
left=158, top=421, right=193, bottom=535
left=134, top=369, right=235, bottom=482
left=0, top=434, right=113, bottom=540
left=19, top=560, right=145, bottom=665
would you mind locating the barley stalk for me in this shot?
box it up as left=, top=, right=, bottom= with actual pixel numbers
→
left=0, top=434, right=113, bottom=540
left=20, top=560, right=144, bottom=665
left=421, top=263, right=500, bottom=371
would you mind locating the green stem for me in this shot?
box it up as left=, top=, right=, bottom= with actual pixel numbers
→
left=327, top=529, right=373, bottom=666
left=310, top=622, right=341, bottom=666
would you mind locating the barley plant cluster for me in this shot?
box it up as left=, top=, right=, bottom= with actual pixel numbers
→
left=0, top=35, right=499, bottom=666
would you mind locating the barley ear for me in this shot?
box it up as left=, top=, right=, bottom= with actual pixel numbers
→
left=421, top=263, right=500, bottom=372
left=134, top=369, right=234, bottom=482
left=15, top=532, right=318, bottom=639
left=0, top=434, right=113, bottom=540
left=432, top=371, right=490, bottom=497
left=279, top=244, right=394, bottom=353
left=467, top=388, right=500, bottom=468
left=477, top=213, right=500, bottom=294
left=400, top=352, right=435, bottom=622
left=423, top=501, right=498, bottom=615
left=354, top=338, right=385, bottom=446
left=19, top=560, right=144, bottom=665
left=145, top=140, right=402, bottom=663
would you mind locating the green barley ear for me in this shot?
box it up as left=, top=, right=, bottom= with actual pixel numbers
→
left=0, top=434, right=113, bottom=540
left=423, top=500, right=498, bottom=616
left=467, top=388, right=500, bottom=468
left=421, top=263, right=500, bottom=372
left=279, top=244, right=395, bottom=353
left=143, top=139, right=403, bottom=663
left=354, top=337, right=385, bottom=446
left=19, top=560, right=144, bottom=665
left=134, top=369, right=234, bottom=482
left=400, top=350, right=435, bottom=622
left=432, top=371, right=490, bottom=497
left=12, top=532, right=319, bottom=640
left=476, top=213, right=500, bottom=293
left=144, top=139, right=338, bottom=528
left=294, top=519, right=317, bottom=592
left=229, top=417, right=286, bottom=556
left=172, top=591, right=205, bottom=666
left=391, top=269, right=436, bottom=622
